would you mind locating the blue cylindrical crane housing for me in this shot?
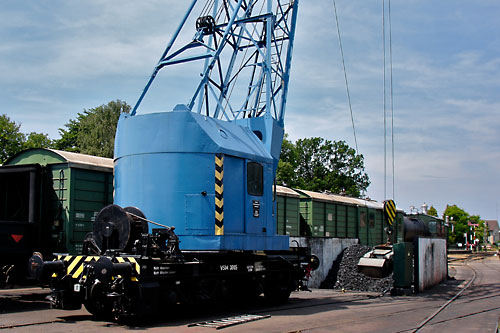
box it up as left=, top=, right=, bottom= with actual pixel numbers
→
left=114, top=109, right=288, bottom=251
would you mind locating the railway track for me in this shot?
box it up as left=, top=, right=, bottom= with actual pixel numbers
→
left=409, top=256, right=500, bottom=333
left=0, top=289, right=437, bottom=331
left=1, top=254, right=498, bottom=332
left=271, top=255, right=499, bottom=333
left=411, top=259, right=478, bottom=332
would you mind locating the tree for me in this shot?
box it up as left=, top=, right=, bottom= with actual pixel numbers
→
left=470, top=215, right=488, bottom=245
left=54, top=118, right=79, bottom=153
left=0, top=114, right=25, bottom=163
left=276, top=135, right=298, bottom=188
left=55, top=100, right=130, bottom=158
left=277, top=136, right=370, bottom=197
left=443, top=205, right=469, bottom=244
left=477, top=220, right=489, bottom=244
left=24, top=132, right=53, bottom=150
left=427, top=206, right=438, bottom=217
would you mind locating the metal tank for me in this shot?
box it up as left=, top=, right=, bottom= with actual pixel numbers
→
left=403, top=215, right=430, bottom=242
left=358, top=214, right=432, bottom=279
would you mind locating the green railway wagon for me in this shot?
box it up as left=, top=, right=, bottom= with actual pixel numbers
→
left=326, top=193, right=360, bottom=238
left=296, top=190, right=327, bottom=237
left=4, top=148, right=113, bottom=255
left=296, top=190, right=360, bottom=238
left=358, top=205, right=369, bottom=245
left=374, top=207, right=385, bottom=245
left=292, top=188, right=404, bottom=246
left=344, top=200, right=382, bottom=247
left=275, top=186, right=300, bottom=236
left=335, top=204, right=347, bottom=238
left=347, top=205, right=358, bottom=238
left=362, top=201, right=404, bottom=246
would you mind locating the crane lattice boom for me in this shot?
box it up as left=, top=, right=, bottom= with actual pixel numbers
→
left=131, top=0, right=298, bottom=128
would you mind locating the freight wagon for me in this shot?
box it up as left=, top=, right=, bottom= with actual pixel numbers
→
left=275, top=186, right=301, bottom=236
left=274, top=188, right=447, bottom=247
left=0, top=148, right=113, bottom=285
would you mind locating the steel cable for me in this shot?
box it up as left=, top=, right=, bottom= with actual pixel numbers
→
left=332, top=0, right=358, bottom=155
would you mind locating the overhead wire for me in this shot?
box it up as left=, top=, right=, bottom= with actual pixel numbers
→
left=383, top=0, right=387, bottom=200
left=382, top=0, right=396, bottom=200
left=389, top=0, right=395, bottom=200
left=332, top=0, right=359, bottom=155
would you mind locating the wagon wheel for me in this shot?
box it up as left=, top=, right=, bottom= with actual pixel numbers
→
left=84, top=281, right=113, bottom=319
left=264, top=272, right=293, bottom=304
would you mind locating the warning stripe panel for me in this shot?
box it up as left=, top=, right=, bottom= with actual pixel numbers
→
left=72, top=262, right=86, bottom=279
left=127, top=257, right=140, bottom=275
left=54, top=255, right=141, bottom=279
left=384, top=200, right=397, bottom=225
left=215, top=225, right=224, bottom=235
left=215, top=198, right=223, bottom=208
left=66, top=256, right=82, bottom=275
left=215, top=153, right=224, bottom=236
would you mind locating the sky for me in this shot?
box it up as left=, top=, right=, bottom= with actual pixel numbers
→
left=1, top=1, right=500, bottom=221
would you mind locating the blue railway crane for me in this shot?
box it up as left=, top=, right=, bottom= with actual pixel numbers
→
left=29, top=0, right=320, bottom=320
left=114, top=0, right=299, bottom=250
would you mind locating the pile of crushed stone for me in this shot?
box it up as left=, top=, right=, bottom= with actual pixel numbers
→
left=320, top=244, right=394, bottom=293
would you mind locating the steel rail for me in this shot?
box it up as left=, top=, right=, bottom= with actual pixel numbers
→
left=411, top=259, right=478, bottom=333
left=0, top=320, right=63, bottom=330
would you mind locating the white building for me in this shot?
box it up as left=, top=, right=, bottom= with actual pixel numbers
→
left=485, top=220, right=499, bottom=244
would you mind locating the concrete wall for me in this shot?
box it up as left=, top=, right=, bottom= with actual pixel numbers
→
left=290, top=237, right=358, bottom=288
left=416, top=238, right=447, bottom=292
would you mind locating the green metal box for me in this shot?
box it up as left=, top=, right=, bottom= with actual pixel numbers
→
left=393, top=242, right=414, bottom=288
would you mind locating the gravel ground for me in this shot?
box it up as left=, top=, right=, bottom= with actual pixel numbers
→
left=321, top=244, right=394, bottom=293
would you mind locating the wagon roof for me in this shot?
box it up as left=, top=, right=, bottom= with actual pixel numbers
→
left=274, top=185, right=300, bottom=198
left=290, top=188, right=404, bottom=211
left=52, top=149, right=113, bottom=171
left=295, top=189, right=360, bottom=206
left=5, top=148, right=113, bottom=172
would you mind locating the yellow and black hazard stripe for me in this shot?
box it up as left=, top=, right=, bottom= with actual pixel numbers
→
left=56, top=255, right=99, bottom=279
left=384, top=199, right=396, bottom=226
left=215, top=153, right=224, bottom=235
left=55, top=255, right=140, bottom=279
left=115, top=256, right=141, bottom=275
